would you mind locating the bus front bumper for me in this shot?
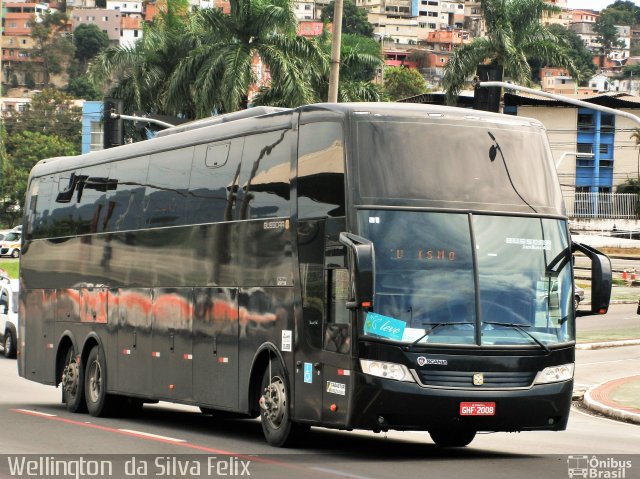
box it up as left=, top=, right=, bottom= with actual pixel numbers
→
left=348, top=372, right=573, bottom=432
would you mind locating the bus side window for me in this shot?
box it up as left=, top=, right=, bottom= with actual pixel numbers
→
left=298, top=122, right=345, bottom=219
left=187, top=139, right=243, bottom=224
left=75, top=165, right=111, bottom=234
left=237, top=129, right=292, bottom=220
left=29, top=177, right=54, bottom=239
left=104, top=156, right=150, bottom=232
left=144, top=148, right=193, bottom=227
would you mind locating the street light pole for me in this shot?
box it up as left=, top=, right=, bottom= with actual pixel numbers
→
left=327, top=0, right=343, bottom=103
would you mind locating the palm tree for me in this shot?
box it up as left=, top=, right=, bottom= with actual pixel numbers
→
left=252, top=31, right=385, bottom=106
left=88, top=0, right=196, bottom=118
left=165, top=0, right=323, bottom=117
left=443, top=0, right=577, bottom=104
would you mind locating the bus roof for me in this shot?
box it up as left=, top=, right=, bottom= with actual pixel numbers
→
left=28, top=102, right=544, bottom=179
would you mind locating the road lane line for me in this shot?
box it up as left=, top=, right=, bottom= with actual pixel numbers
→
left=579, top=359, right=639, bottom=366
left=312, top=467, right=375, bottom=479
left=117, top=429, right=186, bottom=443
left=9, top=409, right=353, bottom=478
left=14, top=409, right=56, bottom=417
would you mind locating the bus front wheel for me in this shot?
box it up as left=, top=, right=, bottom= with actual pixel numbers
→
left=429, top=430, right=476, bottom=447
left=259, top=360, right=308, bottom=447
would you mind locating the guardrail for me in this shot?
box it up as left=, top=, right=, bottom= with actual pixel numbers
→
left=564, top=193, right=639, bottom=219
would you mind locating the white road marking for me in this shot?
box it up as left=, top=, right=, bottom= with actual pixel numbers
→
left=312, top=467, right=375, bottom=479
left=118, top=428, right=186, bottom=442
left=15, top=409, right=56, bottom=417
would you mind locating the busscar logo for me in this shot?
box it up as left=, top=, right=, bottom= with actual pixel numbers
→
left=417, top=356, right=448, bottom=366
left=567, top=455, right=633, bottom=478
left=263, top=220, right=289, bottom=230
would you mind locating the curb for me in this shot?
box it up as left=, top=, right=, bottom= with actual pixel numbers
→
left=576, top=339, right=640, bottom=350
left=583, top=378, right=640, bottom=425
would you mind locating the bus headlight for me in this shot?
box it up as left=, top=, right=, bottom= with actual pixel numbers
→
left=360, top=359, right=415, bottom=382
left=534, top=363, right=574, bottom=384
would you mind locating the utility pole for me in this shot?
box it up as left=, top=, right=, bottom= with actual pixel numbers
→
left=327, top=0, right=343, bottom=103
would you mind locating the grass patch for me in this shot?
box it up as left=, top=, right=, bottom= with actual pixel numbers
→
left=0, top=259, right=19, bottom=279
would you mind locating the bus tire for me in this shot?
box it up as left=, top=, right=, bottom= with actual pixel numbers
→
left=84, top=345, right=115, bottom=417
left=3, top=329, right=16, bottom=358
left=429, top=430, right=476, bottom=447
left=259, top=360, right=308, bottom=447
left=61, top=346, right=86, bottom=413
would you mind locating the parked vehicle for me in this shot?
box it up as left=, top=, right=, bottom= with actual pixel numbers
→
left=574, top=285, right=585, bottom=311
left=0, top=276, right=19, bottom=358
left=0, top=232, right=21, bottom=258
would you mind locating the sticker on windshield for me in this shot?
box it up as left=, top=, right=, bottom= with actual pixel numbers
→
left=505, top=237, right=551, bottom=251
left=364, top=312, right=406, bottom=341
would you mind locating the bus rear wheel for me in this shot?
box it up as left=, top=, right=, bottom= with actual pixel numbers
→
left=85, top=345, right=116, bottom=417
left=61, top=346, right=86, bottom=413
left=259, top=360, right=308, bottom=447
left=429, top=430, right=476, bottom=447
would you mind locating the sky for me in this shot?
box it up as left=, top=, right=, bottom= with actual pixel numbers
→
left=566, top=0, right=631, bottom=11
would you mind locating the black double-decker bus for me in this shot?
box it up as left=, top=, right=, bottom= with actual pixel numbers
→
left=18, top=103, right=611, bottom=447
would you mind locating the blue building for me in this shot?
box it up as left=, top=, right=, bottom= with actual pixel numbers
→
left=81, top=101, right=104, bottom=154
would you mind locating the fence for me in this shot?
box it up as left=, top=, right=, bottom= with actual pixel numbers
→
left=563, top=192, right=640, bottom=219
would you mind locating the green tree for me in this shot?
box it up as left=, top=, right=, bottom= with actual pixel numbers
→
left=321, top=0, right=374, bottom=38
left=601, top=1, right=640, bottom=26
left=74, top=24, right=110, bottom=72
left=383, top=66, right=428, bottom=100
left=166, top=0, right=323, bottom=116
left=443, top=0, right=576, bottom=104
left=3, top=89, right=82, bottom=152
left=31, top=11, right=76, bottom=87
left=594, top=13, right=625, bottom=68
left=66, top=75, right=102, bottom=100
left=3, top=131, right=77, bottom=209
left=252, top=31, right=384, bottom=106
left=547, top=24, right=596, bottom=85
left=89, top=0, right=195, bottom=119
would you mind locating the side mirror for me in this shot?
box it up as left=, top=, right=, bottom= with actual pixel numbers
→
left=339, top=232, right=375, bottom=310
left=572, top=242, right=612, bottom=314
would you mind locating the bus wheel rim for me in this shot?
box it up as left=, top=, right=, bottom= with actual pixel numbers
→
left=62, top=358, right=79, bottom=397
left=261, top=376, right=286, bottom=429
left=88, top=360, right=102, bottom=403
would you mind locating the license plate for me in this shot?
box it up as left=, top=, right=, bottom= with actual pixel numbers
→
left=460, top=402, right=496, bottom=416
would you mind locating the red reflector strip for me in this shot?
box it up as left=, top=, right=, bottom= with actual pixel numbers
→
left=217, top=357, right=229, bottom=363
left=337, top=369, right=351, bottom=376
left=151, top=352, right=161, bottom=358
left=122, top=349, right=131, bottom=355
left=361, top=301, right=372, bottom=308
left=183, top=354, right=193, bottom=360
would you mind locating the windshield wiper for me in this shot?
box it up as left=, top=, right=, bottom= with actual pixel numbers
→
left=403, top=322, right=473, bottom=351
left=483, top=321, right=550, bottom=353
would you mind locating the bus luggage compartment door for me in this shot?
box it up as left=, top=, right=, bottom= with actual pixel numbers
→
left=193, top=288, right=239, bottom=409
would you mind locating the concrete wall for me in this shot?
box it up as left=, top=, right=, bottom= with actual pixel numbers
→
left=517, top=106, right=578, bottom=197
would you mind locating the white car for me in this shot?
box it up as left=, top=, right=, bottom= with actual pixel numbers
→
left=0, top=278, right=19, bottom=358
left=0, top=231, right=21, bottom=258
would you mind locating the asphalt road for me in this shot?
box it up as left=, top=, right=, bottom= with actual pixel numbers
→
left=0, top=324, right=639, bottom=479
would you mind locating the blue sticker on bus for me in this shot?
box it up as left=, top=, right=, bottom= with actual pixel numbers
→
left=304, top=362, right=313, bottom=383
left=364, top=313, right=406, bottom=341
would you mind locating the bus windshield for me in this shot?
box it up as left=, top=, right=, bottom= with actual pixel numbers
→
left=355, top=117, right=563, bottom=215
left=358, top=210, right=574, bottom=347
